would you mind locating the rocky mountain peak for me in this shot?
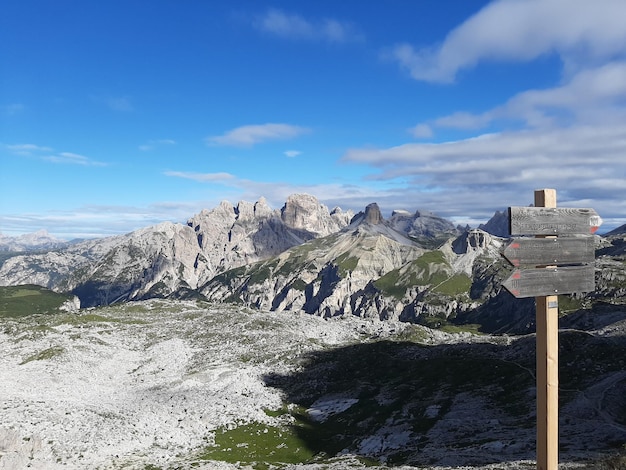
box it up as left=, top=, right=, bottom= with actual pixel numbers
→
left=280, top=193, right=347, bottom=237
left=218, top=200, right=235, bottom=215
left=0, top=229, right=70, bottom=252
left=388, top=208, right=459, bottom=240
left=235, top=200, right=255, bottom=220
left=391, top=209, right=411, bottom=217
left=254, top=197, right=272, bottom=218
left=232, top=198, right=273, bottom=221
left=479, top=209, right=510, bottom=237
left=363, top=203, right=383, bottom=225
left=281, top=194, right=320, bottom=227
left=451, top=229, right=492, bottom=254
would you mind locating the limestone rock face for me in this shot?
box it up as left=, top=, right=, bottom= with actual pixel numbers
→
left=364, top=203, right=383, bottom=225
left=187, top=194, right=352, bottom=276
left=389, top=209, right=460, bottom=239
left=452, top=229, right=492, bottom=254
left=349, top=203, right=384, bottom=226
left=280, top=194, right=349, bottom=236
left=201, top=212, right=511, bottom=324
left=479, top=209, right=510, bottom=237
left=0, top=194, right=353, bottom=308
left=201, top=214, right=426, bottom=318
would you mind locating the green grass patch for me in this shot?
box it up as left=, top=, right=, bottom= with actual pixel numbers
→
left=374, top=251, right=455, bottom=300
left=248, top=259, right=280, bottom=285
left=212, top=265, right=248, bottom=285
left=557, top=295, right=584, bottom=314
left=56, top=311, right=146, bottom=327
left=432, top=273, right=472, bottom=296
left=373, top=270, right=404, bottom=299
left=439, top=323, right=483, bottom=334
left=393, top=325, right=430, bottom=343
left=0, top=285, right=72, bottom=317
left=289, top=278, right=308, bottom=291
left=414, top=250, right=447, bottom=267
left=199, top=421, right=315, bottom=468
left=20, top=346, right=65, bottom=364
left=335, top=253, right=359, bottom=277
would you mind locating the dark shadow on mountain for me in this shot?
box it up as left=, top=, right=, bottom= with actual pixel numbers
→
left=454, top=290, right=537, bottom=335
left=559, top=303, right=626, bottom=331
left=597, top=238, right=626, bottom=257
left=72, top=280, right=133, bottom=307
left=263, top=329, right=626, bottom=467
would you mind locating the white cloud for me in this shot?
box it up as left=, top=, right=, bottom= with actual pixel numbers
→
left=391, top=0, right=626, bottom=83
left=164, top=171, right=236, bottom=183
left=409, top=124, right=434, bottom=138
left=416, top=61, right=626, bottom=133
left=284, top=150, right=301, bottom=158
left=0, top=202, right=204, bottom=239
left=5, top=144, right=106, bottom=166
left=380, top=3, right=626, bottom=232
left=342, top=124, right=626, bottom=230
left=206, top=123, right=311, bottom=147
left=43, top=152, right=107, bottom=166
left=255, top=9, right=364, bottom=43
left=6, top=144, right=53, bottom=155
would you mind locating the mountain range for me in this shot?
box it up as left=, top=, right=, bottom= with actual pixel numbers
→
left=1, top=193, right=626, bottom=468
left=1, top=193, right=625, bottom=334
left=0, top=229, right=73, bottom=252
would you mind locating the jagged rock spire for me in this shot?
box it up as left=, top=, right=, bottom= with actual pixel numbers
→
left=364, top=203, right=383, bottom=225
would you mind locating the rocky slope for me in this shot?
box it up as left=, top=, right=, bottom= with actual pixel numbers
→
left=199, top=217, right=540, bottom=332
left=1, top=299, right=624, bottom=469
left=201, top=203, right=431, bottom=317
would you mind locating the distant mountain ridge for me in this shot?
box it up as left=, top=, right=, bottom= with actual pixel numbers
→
left=0, top=194, right=461, bottom=307
left=1, top=193, right=624, bottom=334
left=0, top=229, right=72, bottom=252
left=0, top=195, right=350, bottom=305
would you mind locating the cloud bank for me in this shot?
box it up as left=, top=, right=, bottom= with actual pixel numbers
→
left=391, top=0, right=626, bottom=83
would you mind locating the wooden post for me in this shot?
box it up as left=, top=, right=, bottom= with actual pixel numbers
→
left=535, top=189, right=559, bottom=470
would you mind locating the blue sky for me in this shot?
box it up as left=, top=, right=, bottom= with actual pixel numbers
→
left=2, top=0, right=626, bottom=238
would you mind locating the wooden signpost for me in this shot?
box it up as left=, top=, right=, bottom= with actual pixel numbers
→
left=501, top=189, right=600, bottom=470
left=509, top=206, right=602, bottom=236
left=502, top=236, right=595, bottom=267
left=503, top=265, right=595, bottom=298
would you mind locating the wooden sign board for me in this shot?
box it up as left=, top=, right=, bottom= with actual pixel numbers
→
left=502, top=236, right=595, bottom=267
left=509, top=207, right=602, bottom=235
left=503, top=265, right=595, bottom=298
